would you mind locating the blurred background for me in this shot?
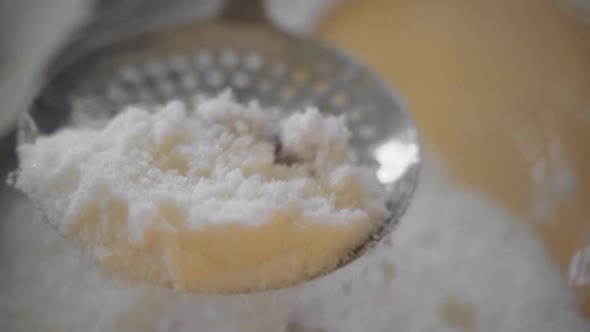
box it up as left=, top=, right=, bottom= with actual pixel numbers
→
left=320, top=0, right=590, bottom=313
left=1, top=0, right=590, bottom=331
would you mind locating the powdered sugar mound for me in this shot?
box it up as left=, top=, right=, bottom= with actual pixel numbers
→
left=12, top=92, right=387, bottom=292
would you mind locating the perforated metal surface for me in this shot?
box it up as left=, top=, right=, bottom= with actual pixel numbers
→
left=20, top=3, right=421, bottom=291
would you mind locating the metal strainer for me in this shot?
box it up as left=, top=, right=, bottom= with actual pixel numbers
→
left=19, top=0, right=421, bottom=291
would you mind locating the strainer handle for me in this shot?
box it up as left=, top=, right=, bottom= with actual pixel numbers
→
left=221, top=0, right=270, bottom=24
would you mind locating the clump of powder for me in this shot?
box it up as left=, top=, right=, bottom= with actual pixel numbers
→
left=12, top=92, right=387, bottom=292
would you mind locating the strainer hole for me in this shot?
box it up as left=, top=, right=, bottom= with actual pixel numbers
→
left=195, top=50, right=215, bottom=69
left=145, top=60, right=167, bottom=79
left=205, top=69, right=225, bottom=87
left=105, top=83, right=130, bottom=104
left=300, top=97, right=316, bottom=108
left=244, top=52, right=264, bottom=71
left=168, top=54, right=191, bottom=73
left=348, top=110, right=362, bottom=121
left=180, top=74, right=199, bottom=91
left=220, top=49, right=239, bottom=68
left=231, top=71, right=251, bottom=89
left=257, top=80, right=272, bottom=94
left=358, top=124, right=377, bottom=139
left=137, top=87, right=156, bottom=102
left=280, top=86, right=296, bottom=101
left=313, top=81, right=329, bottom=94
left=156, top=80, right=176, bottom=98
left=271, top=62, right=287, bottom=77
left=119, top=65, right=143, bottom=84
left=292, top=68, right=309, bottom=84
left=330, top=93, right=349, bottom=108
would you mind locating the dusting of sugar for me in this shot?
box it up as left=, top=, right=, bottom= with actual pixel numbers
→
left=12, top=92, right=387, bottom=292
left=1, top=155, right=588, bottom=331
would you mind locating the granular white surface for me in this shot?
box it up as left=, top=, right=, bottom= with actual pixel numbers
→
left=12, top=93, right=386, bottom=292
left=1, top=156, right=588, bottom=331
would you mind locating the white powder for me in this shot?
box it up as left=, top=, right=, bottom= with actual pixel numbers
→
left=1, top=156, right=588, bottom=332
left=12, top=92, right=387, bottom=292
